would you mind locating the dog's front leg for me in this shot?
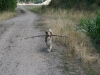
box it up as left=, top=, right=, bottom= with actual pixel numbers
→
left=47, top=44, right=52, bottom=52
left=50, top=44, right=52, bottom=52
left=47, top=45, right=50, bottom=52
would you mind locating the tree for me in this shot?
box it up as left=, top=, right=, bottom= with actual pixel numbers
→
left=0, top=0, right=17, bottom=11
left=49, top=0, right=100, bottom=9
left=0, top=0, right=2, bottom=11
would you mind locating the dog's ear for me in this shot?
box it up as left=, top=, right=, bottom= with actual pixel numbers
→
left=45, top=32, right=48, bottom=35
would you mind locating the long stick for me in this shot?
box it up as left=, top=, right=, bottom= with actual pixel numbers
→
left=52, top=35, right=68, bottom=38
left=25, top=35, right=68, bottom=39
left=25, top=35, right=45, bottom=39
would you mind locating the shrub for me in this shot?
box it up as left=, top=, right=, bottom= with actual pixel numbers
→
left=0, top=0, right=17, bottom=11
left=0, top=0, right=2, bottom=11
left=49, top=0, right=100, bottom=10
left=79, top=10, right=100, bottom=52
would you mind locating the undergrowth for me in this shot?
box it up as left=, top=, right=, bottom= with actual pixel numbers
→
left=49, top=0, right=100, bottom=10
left=29, top=6, right=100, bottom=75
left=79, top=10, right=100, bottom=52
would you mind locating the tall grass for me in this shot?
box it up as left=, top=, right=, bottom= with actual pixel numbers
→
left=0, top=11, right=16, bottom=21
left=32, top=7, right=98, bottom=63
left=30, top=6, right=100, bottom=74
left=42, top=9, right=99, bottom=74
left=31, top=6, right=98, bottom=63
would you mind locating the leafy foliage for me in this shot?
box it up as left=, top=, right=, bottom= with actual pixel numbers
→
left=0, top=0, right=17, bottom=11
left=79, top=10, right=100, bottom=52
left=49, top=0, right=100, bottom=10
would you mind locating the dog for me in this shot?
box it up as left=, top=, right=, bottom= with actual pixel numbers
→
left=45, top=29, right=53, bottom=52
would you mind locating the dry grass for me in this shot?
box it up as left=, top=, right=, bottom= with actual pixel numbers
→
left=42, top=9, right=100, bottom=74
left=0, top=11, right=16, bottom=21
left=42, top=9, right=99, bottom=63
left=29, top=7, right=100, bottom=74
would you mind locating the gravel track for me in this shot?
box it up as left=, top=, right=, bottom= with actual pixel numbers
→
left=0, top=5, right=64, bottom=75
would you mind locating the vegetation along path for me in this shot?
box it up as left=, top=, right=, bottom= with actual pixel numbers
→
left=0, top=5, right=86, bottom=75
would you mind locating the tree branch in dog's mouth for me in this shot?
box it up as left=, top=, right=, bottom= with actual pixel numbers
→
left=25, top=35, right=68, bottom=39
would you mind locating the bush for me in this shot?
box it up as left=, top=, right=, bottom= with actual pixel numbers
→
left=79, top=10, right=100, bottom=52
left=0, top=0, right=17, bottom=11
left=49, top=0, right=100, bottom=10
left=0, top=0, right=2, bottom=11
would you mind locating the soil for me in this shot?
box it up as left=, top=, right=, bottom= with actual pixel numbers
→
left=0, top=5, right=86, bottom=75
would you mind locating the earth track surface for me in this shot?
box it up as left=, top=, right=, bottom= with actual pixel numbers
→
left=0, top=5, right=64, bottom=75
left=0, top=5, right=86, bottom=75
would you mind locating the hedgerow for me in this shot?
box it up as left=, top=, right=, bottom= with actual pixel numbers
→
left=49, top=0, right=100, bottom=10
left=79, top=10, right=100, bottom=52
left=0, top=0, right=17, bottom=11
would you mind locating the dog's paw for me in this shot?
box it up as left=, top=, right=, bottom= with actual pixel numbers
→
left=47, top=49, right=51, bottom=52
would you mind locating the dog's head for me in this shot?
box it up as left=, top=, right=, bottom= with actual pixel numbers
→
left=45, top=29, right=52, bottom=36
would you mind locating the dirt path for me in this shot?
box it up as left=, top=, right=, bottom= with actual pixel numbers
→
left=0, top=5, right=66, bottom=75
left=0, top=5, right=87, bottom=75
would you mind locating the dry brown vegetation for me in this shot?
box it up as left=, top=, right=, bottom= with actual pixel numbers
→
left=26, top=6, right=100, bottom=74
left=0, top=11, right=16, bottom=21
left=41, top=9, right=98, bottom=62
left=39, top=8, right=100, bottom=74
